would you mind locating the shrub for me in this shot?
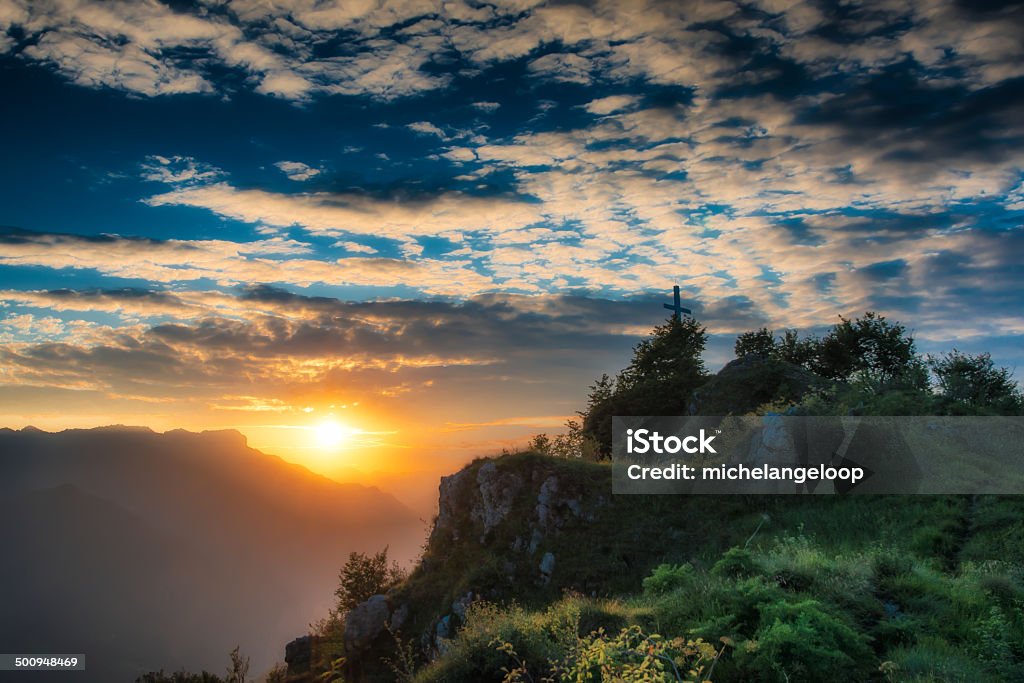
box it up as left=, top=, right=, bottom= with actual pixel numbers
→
left=560, top=626, right=720, bottom=683
left=742, top=600, right=875, bottom=682
left=643, top=563, right=697, bottom=596
left=711, top=547, right=762, bottom=579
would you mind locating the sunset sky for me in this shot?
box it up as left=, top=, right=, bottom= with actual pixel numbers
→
left=1, top=0, right=1023, bottom=482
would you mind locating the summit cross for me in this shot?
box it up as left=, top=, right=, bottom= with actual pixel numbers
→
left=663, top=285, right=692, bottom=320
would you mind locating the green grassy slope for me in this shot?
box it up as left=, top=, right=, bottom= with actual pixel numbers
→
left=394, top=455, right=1024, bottom=682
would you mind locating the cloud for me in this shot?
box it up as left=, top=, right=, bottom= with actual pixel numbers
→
left=143, top=182, right=545, bottom=242
left=3, top=0, right=1024, bottom=351
left=584, top=95, right=640, bottom=116
left=406, top=121, right=447, bottom=138
left=335, top=241, right=378, bottom=255
left=0, top=228, right=492, bottom=295
left=141, top=155, right=224, bottom=185
left=0, top=287, right=682, bottom=406
left=1, top=0, right=1022, bottom=112
left=274, top=161, right=322, bottom=181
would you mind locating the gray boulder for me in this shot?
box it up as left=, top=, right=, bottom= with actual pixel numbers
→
left=344, top=594, right=391, bottom=652
left=472, top=461, right=523, bottom=534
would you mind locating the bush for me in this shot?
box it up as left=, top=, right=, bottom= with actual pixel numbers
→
left=930, top=349, right=1023, bottom=414
left=334, top=547, right=407, bottom=612
left=643, top=563, right=697, bottom=596
left=560, top=626, right=720, bottom=683
left=711, top=548, right=762, bottom=579
left=414, top=601, right=578, bottom=683
left=742, top=600, right=875, bottom=682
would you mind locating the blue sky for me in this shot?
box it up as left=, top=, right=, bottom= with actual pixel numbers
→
left=0, top=0, right=1022, bottom=474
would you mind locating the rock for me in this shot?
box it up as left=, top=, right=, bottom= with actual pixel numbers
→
left=435, top=469, right=470, bottom=541
left=528, top=527, right=543, bottom=554
left=748, top=414, right=796, bottom=464
left=539, top=551, right=555, bottom=584
left=472, top=461, right=523, bottom=534
left=284, top=635, right=314, bottom=674
left=691, top=356, right=823, bottom=416
left=537, top=475, right=558, bottom=518
left=389, top=603, right=410, bottom=632
left=535, top=474, right=586, bottom=535
left=344, top=595, right=391, bottom=652
left=451, top=591, right=474, bottom=621
left=436, top=614, right=453, bottom=640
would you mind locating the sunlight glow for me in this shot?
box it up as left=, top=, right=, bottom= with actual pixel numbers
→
left=313, top=419, right=354, bottom=449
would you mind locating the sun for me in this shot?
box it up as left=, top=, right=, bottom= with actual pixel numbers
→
left=313, top=419, right=354, bottom=449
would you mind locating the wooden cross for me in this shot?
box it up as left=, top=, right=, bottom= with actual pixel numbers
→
left=663, top=285, right=692, bottom=320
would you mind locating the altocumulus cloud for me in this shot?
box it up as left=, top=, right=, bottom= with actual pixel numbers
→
left=1, top=0, right=1023, bottom=410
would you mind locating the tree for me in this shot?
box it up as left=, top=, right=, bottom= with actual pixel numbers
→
left=335, top=547, right=407, bottom=613
left=224, top=647, right=249, bottom=683
left=929, top=350, right=1022, bottom=414
left=265, top=663, right=288, bottom=683
left=735, top=327, right=777, bottom=359
left=585, top=374, right=615, bottom=413
left=581, top=316, right=710, bottom=458
left=618, top=315, right=707, bottom=391
left=775, top=329, right=820, bottom=369
left=816, top=312, right=925, bottom=388
left=528, top=433, right=552, bottom=455
left=136, top=672, right=223, bottom=683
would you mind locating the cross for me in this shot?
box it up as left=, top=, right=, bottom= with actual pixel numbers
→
left=663, top=285, right=691, bottom=320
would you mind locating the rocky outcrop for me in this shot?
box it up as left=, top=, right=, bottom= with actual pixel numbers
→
left=691, top=356, right=824, bottom=416
left=344, top=594, right=391, bottom=653
left=432, top=459, right=527, bottom=544
left=285, top=635, right=314, bottom=675
left=435, top=468, right=470, bottom=541
left=472, top=461, right=523, bottom=535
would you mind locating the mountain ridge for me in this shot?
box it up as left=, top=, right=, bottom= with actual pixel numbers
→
left=0, top=425, right=422, bottom=682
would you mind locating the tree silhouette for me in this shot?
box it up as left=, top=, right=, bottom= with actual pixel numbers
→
left=582, top=315, right=709, bottom=457
left=334, top=547, right=406, bottom=613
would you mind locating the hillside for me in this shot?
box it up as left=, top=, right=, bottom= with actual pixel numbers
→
left=277, top=313, right=1024, bottom=683
left=289, top=453, right=1024, bottom=682
left=0, top=427, right=422, bottom=682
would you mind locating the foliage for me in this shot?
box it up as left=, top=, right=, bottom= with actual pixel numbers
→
left=224, top=647, right=249, bottom=683
left=816, top=312, right=925, bottom=388
left=617, top=315, right=708, bottom=391
left=567, top=310, right=1020, bottom=458
left=559, top=626, right=720, bottom=683
left=775, top=329, right=820, bottom=369
left=743, top=600, right=874, bottom=682
left=334, top=546, right=407, bottom=613
left=384, top=625, right=420, bottom=683
left=642, top=563, right=697, bottom=596
left=710, top=548, right=762, bottom=579
left=929, top=349, right=1023, bottom=414
left=265, top=663, right=289, bottom=683
left=390, top=464, right=1024, bottom=683
left=582, top=316, right=709, bottom=457
left=734, top=327, right=776, bottom=359
left=136, top=672, right=225, bottom=683
left=136, top=648, right=252, bottom=683
left=379, top=310, right=1021, bottom=682
left=414, top=600, right=581, bottom=682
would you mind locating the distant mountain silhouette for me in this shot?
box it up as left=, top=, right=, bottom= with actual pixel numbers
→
left=0, top=426, right=421, bottom=682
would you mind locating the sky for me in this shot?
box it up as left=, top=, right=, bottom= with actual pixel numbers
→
left=1, top=0, right=1023, bottom=484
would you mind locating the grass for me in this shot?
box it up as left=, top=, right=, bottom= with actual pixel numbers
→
left=391, top=455, right=1024, bottom=682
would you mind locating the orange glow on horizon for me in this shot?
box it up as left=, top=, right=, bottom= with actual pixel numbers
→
left=312, top=418, right=356, bottom=449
